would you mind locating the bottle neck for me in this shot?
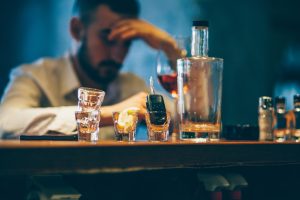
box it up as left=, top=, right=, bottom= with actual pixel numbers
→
left=191, top=26, right=209, bottom=57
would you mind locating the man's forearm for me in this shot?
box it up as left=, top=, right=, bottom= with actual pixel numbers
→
left=0, top=106, right=77, bottom=135
left=99, top=105, right=115, bottom=126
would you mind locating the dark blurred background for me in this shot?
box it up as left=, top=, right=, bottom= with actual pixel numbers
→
left=0, top=0, right=300, bottom=126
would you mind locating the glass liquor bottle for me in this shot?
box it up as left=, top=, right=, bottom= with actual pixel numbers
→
left=258, top=96, right=274, bottom=141
left=292, top=94, right=300, bottom=142
left=273, top=96, right=288, bottom=142
left=177, top=21, right=223, bottom=142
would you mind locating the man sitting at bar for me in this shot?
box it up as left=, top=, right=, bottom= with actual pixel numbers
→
left=0, top=0, right=177, bottom=138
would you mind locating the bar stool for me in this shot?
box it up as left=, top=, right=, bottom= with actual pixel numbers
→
left=223, top=173, right=248, bottom=200
left=197, top=173, right=230, bottom=200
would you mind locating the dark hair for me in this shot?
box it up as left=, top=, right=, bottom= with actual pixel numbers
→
left=73, top=0, right=140, bottom=24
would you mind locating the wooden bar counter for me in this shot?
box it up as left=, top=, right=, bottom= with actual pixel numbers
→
left=1, top=139, right=300, bottom=175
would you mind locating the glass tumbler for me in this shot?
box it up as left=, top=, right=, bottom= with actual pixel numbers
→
left=78, top=87, right=105, bottom=111
left=75, top=110, right=100, bottom=141
left=112, top=112, right=138, bottom=142
left=145, top=112, right=171, bottom=142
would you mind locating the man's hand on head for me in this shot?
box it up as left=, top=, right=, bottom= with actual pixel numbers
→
left=108, top=19, right=180, bottom=58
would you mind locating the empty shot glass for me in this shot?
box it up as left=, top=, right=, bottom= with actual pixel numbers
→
left=78, top=87, right=105, bottom=111
left=75, top=110, right=100, bottom=141
left=145, top=112, right=171, bottom=142
left=112, top=111, right=138, bottom=142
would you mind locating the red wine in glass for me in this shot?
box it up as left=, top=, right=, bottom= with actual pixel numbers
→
left=156, top=36, right=189, bottom=98
left=157, top=73, right=178, bottom=98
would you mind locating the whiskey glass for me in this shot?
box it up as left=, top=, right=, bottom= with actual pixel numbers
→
left=145, top=112, right=171, bottom=142
left=75, top=110, right=100, bottom=141
left=78, top=87, right=105, bottom=111
left=112, top=112, right=138, bottom=142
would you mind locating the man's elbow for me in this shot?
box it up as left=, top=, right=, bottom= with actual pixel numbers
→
left=0, top=107, right=23, bottom=137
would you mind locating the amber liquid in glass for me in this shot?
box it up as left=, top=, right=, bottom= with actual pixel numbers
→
left=180, top=122, right=221, bottom=142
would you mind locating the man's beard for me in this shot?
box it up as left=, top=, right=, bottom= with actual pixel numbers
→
left=77, top=42, right=122, bottom=86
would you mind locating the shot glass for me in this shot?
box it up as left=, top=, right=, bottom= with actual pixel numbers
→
left=75, top=110, right=100, bottom=141
left=145, top=112, right=171, bottom=142
left=112, top=112, right=138, bottom=142
left=78, top=87, right=105, bottom=111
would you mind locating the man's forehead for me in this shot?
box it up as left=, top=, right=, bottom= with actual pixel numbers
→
left=91, top=5, right=125, bottom=28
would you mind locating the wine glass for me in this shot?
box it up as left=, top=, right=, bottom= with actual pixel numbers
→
left=156, top=36, right=190, bottom=136
left=156, top=36, right=190, bottom=98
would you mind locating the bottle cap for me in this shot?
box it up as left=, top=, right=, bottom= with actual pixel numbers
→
left=294, top=94, right=300, bottom=104
left=193, top=20, right=209, bottom=27
left=275, top=96, right=285, bottom=104
left=259, top=96, right=273, bottom=110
